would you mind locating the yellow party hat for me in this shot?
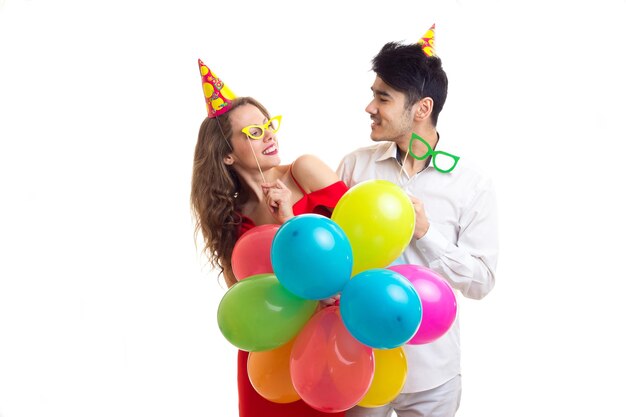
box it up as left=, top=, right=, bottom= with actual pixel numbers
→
left=198, top=59, right=236, bottom=118
left=417, top=23, right=436, bottom=57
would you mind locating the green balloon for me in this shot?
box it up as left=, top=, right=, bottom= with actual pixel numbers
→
left=217, top=274, right=317, bottom=352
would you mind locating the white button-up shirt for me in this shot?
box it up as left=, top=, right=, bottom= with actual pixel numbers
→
left=337, top=141, right=498, bottom=392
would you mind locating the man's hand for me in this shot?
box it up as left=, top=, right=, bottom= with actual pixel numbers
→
left=408, top=194, right=430, bottom=240
left=262, top=179, right=295, bottom=224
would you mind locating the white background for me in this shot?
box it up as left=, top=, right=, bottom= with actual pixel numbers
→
left=1, top=0, right=625, bottom=416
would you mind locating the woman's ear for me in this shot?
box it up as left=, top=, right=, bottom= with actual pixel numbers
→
left=223, top=154, right=235, bottom=165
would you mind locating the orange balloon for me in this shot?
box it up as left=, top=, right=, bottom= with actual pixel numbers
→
left=247, top=338, right=300, bottom=403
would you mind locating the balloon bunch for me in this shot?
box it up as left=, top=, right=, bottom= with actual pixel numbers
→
left=217, top=180, right=457, bottom=412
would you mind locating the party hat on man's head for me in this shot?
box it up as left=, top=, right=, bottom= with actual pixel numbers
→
left=198, top=59, right=236, bottom=118
left=417, top=23, right=436, bottom=57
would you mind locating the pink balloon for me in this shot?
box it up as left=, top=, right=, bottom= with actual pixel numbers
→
left=290, top=306, right=374, bottom=412
left=232, top=224, right=279, bottom=281
left=388, top=265, right=457, bottom=345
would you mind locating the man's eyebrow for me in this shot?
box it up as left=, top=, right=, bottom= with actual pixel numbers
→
left=371, top=87, right=391, bottom=98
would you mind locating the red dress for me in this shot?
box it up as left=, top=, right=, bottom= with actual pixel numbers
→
left=236, top=174, right=349, bottom=417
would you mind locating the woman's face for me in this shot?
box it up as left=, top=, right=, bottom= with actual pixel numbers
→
left=225, top=103, right=281, bottom=171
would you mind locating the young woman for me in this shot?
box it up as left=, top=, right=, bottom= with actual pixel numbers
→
left=191, top=95, right=348, bottom=416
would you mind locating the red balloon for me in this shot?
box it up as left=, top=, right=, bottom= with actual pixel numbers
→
left=388, top=265, right=457, bottom=345
left=290, top=306, right=374, bottom=412
left=232, top=224, right=279, bottom=281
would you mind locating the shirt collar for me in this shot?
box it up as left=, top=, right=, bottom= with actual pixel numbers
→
left=374, top=132, right=441, bottom=166
left=375, top=142, right=400, bottom=162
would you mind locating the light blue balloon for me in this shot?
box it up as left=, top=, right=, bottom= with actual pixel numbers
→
left=271, top=214, right=353, bottom=300
left=340, top=269, right=422, bottom=349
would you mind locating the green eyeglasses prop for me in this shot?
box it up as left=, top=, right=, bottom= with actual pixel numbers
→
left=241, top=115, right=282, bottom=140
left=408, top=133, right=460, bottom=173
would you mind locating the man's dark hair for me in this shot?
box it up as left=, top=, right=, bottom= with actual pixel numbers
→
left=372, top=42, right=448, bottom=126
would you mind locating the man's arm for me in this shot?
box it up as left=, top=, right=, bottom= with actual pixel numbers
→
left=414, top=178, right=498, bottom=300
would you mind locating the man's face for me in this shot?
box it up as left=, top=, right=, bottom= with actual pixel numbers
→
left=365, top=76, right=415, bottom=143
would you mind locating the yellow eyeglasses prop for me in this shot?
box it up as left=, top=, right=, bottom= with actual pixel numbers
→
left=241, top=115, right=282, bottom=140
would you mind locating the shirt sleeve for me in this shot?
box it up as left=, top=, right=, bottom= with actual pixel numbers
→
left=414, top=177, right=498, bottom=300
left=336, top=154, right=355, bottom=187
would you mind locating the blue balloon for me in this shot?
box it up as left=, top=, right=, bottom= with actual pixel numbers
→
left=271, top=214, right=353, bottom=300
left=340, top=269, right=422, bottom=349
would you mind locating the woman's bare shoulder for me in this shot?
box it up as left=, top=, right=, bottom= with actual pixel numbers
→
left=291, top=154, right=340, bottom=193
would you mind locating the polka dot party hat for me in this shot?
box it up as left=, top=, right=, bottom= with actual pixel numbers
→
left=417, top=23, right=436, bottom=57
left=198, top=59, right=236, bottom=118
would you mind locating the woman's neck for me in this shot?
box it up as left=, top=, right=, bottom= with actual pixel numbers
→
left=235, top=165, right=286, bottom=203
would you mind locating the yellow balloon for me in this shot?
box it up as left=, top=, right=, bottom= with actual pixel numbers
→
left=331, top=180, right=415, bottom=275
left=358, top=347, right=408, bottom=408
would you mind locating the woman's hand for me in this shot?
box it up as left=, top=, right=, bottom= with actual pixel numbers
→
left=319, top=294, right=341, bottom=308
left=262, top=179, right=295, bottom=224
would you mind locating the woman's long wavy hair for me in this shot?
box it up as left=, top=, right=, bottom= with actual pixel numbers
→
left=191, top=97, right=271, bottom=288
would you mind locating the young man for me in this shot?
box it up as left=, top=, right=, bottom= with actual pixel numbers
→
left=337, top=28, right=499, bottom=417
